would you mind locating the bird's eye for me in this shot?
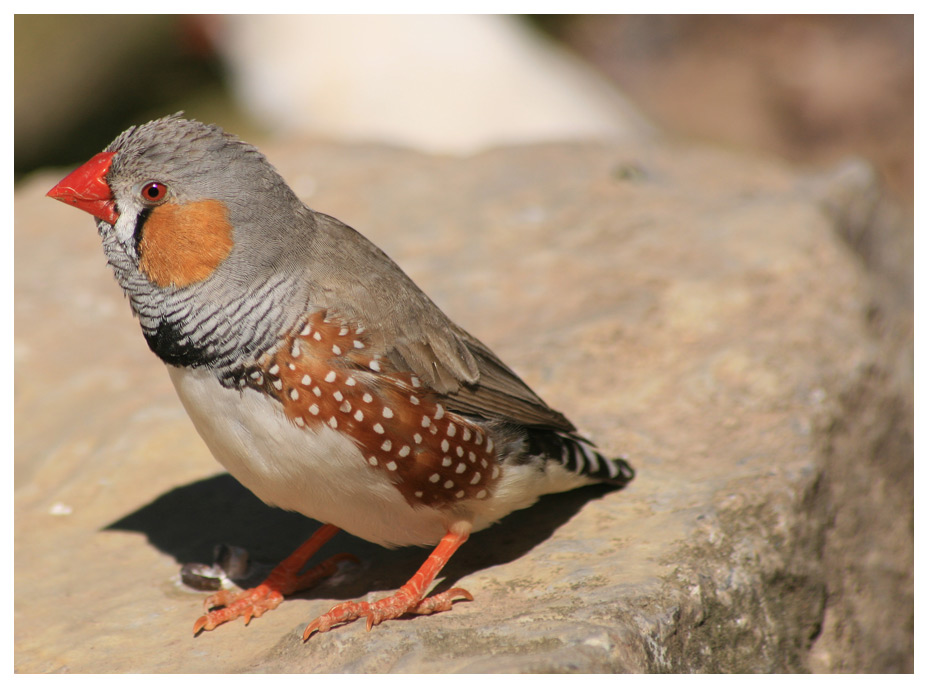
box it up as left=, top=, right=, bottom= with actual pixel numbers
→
left=140, top=181, right=168, bottom=204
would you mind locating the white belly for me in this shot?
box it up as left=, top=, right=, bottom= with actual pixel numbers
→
left=167, top=365, right=451, bottom=547
left=167, top=366, right=595, bottom=548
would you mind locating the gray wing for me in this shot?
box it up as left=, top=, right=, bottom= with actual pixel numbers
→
left=388, top=325, right=576, bottom=431
left=304, top=213, right=576, bottom=432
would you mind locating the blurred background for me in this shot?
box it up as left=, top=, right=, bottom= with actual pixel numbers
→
left=15, top=14, right=913, bottom=208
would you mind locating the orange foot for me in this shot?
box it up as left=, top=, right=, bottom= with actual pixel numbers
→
left=303, top=529, right=472, bottom=640
left=193, top=524, right=356, bottom=634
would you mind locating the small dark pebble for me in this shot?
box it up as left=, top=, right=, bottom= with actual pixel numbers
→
left=180, top=544, right=252, bottom=591
left=180, top=563, right=224, bottom=591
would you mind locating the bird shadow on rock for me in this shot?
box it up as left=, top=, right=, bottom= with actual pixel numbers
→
left=106, top=473, right=624, bottom=601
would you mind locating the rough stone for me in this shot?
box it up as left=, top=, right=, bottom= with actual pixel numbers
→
left=14, top=137, right=911, bottom=672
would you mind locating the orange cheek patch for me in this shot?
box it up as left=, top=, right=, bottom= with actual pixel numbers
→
left=138, top=200, right=234, bottom=288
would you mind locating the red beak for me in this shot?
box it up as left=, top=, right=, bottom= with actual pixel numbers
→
left=47, top=151, right=119, bottom=224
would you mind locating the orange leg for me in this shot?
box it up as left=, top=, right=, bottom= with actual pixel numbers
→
left=303, top=528, right=473, bottom=641
left=193, top=524, right=356, bottom=634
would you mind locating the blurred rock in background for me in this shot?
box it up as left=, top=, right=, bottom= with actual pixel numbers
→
left=16, top=15, right=913, bottom=203
left=203, top=15, right=654, bottom=153
left=537, top=15, right=913, bottom=204
left=14, top=14, right=651, bottom=174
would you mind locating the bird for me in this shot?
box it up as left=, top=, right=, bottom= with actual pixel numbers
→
left=47, top=114, right=634, bottom=640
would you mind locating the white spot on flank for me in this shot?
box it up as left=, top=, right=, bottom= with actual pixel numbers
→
left=339, top=400, right=351, bottom=413
left=414, top=490, right=423, bottom=498
left=325, top=371, right=336, bottom=383
left=313, top=331, right=322, bottom=341
left=446, top=423, right=457, bottom=437
left=289, top=389, right=300, bottom=401
left=462, top=428, right=472, bottom=441
left=345, top=376, right=357, bottom=386
left=441, top=439, right=450, bottom=452
left=434, top=404, right=445, bottom=420
left=373, top=423, right=385, bottom=434
left=354, top=410, right=364, bottom=422
left=411, top=376, right=421, bottom=388
left=269, top=364, right=280, bottom=375
left=272, top=379, right=283, bottom=390
left=300, top=324, right=312, bottom=336
left=301, top=374, right=312, bottom=386
left=328, top=417, right=338, bottom=429
left=381, top=440, right=392, bottom=451
left=481, top=459, right=488, bottom=468
left=312, top=386, right=322, bottom=397
left=353, top=340, right=365, bottom=349
left=382, top=407, right=394, bottom=419
left=456, top=446, right=464, bottom=457
left=398, top=445, right=410, bottom=457
left=429, top=473, right=440, bottom=483
left=469, top=451, right=476, bottom=462
left=386, top=461, right=398, bottom=471
left=356, top=326, right=366, bottom=334
left=455, top=490, right=465, bottom=499
left=413, top=433, right=423, bottom=444
left=409, top=395, right=420, bottom=405
left=475, top=431, right=483, bottom=445
left=332, top=344, right=342, bottom=355
left=291, top=341, right=301, bottom=357
left=442, top=456, right=452, bottom=467
left=492, top=465, right=500, bottom=478
left=363, top=393, right=373, bottom=403
left=455, top=463, right=466, bottom=474
left=287, top=363, right=296, bottom=370
left=421, top=416, right=431, bottom=428
left=487, top=438, right=495, bottom=453
left=294, top=416, right=305, bottom=428
left=476, top=489, right=487, bottom=499
left=368, top=456, right=378, bottom=466
left=309, top=404, right=320, bottom=415
left=369, top=360, right=381, bottom=372
left=338, top=326, right=349, bottom=336
left=443, top=480, right=454, bottom=489
left=333, top=390, right=344, bottom=402
left=470, top=473, right=481, bottom=484
left=249, top=370, right=261, bottom=380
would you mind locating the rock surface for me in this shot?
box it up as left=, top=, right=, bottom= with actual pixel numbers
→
left=14, top=137, right=912, bottom=672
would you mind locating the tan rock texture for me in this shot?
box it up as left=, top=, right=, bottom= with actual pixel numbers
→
left=15, top=138, right=911, bottom=672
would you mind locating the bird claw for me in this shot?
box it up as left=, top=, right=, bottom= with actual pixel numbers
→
left=409, top=587, right=473, bottom=615
left=191, top=546, right=355, bottom=635
left=193, top=584, right=283, bottom=634
left=302, top=587, right=473, bottom=641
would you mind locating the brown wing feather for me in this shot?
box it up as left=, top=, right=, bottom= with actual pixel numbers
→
left=439, top=335, right=575, bottom=431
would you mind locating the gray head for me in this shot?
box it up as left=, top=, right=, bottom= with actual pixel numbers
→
left=103, top=114, right=304, bottom=272
left=51, top=114, right=315, bottom=375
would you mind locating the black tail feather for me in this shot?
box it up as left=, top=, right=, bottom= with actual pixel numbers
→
left=527, top=429, right=634, bottom=486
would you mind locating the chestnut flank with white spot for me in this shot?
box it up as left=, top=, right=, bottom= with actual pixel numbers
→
left=236, top=309, right=500, bottom=507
